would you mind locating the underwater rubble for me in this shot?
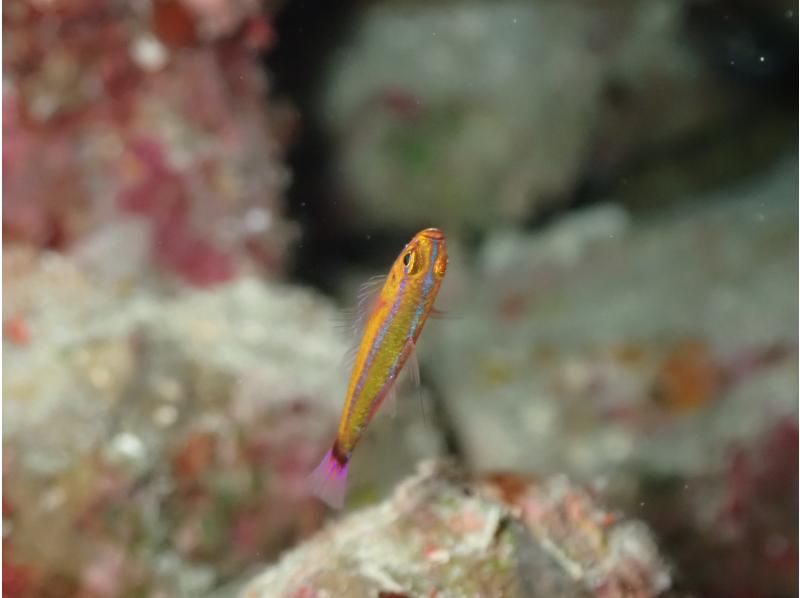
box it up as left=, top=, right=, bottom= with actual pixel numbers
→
left=639, top=419, right=798, bottom=597
left=3, top=0, right=295, bottom=286
left=3, top=251, right=345, bottom=595
left=3, top=0, right=797, bottom=596
left=425, top=159, right=798, bottom=595
left=428, top=159, right=797, bottom=473
left=3, top=245, right=449, bottom=596
left=241, top=461, right=673, bottom=598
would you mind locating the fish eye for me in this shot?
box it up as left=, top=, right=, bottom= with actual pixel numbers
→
left=403, top=250, right=422, bottom=275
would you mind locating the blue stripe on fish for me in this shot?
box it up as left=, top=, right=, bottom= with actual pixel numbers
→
left=408, top=243, right=437, bottom=340
left=385, top=242, right=439, bottom=383
left=348, top=241, right=439, bottom=424
left=348, top=276, right=407, bottom=421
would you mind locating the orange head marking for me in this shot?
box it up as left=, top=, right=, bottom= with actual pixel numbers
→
left=391, top=228, right=447, bottom=282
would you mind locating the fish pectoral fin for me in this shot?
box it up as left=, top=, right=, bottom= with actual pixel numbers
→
left=405, top=339, right=421, bottom=388
left=402, top=339, right=427, bottom=424
left=385, top=382, right=398, bottom=419
left=371, top=378, right=398, bottom=420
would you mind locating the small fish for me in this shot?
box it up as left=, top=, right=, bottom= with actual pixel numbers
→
left=306, top=228, right=448, bottom=509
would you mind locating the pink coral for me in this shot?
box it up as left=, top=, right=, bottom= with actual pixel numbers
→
left=3, top=0, right=292, bottom=286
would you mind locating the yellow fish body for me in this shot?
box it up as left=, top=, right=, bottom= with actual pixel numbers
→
left=307, top=228, right=448, bottom=508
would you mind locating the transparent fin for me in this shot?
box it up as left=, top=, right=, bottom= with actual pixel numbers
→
left=305, top=448, right=349, bottom=510
left=406, top=340, right=421, bottom=387
left=354, top=275, right=386, bottom=330
left=338, top=275, right=386, bottom=371
left=385, top=382, right=398, bottom=418
left=333, top=310, right=357, bottom=335
left=334, top=275, right=385, bottom=334
left=369, top=376, right=398, bottom=420
left=341, top=342, right=360, bottom=372
left=403, top=339, right=427, bottom=424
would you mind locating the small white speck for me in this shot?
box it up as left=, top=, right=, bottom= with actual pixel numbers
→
left=512, top=17, right=518, bottom=24
left=729, top=60, right=736, bottom=66
left=759, top=55, right=765, bottom=62
left=639, top=501, right=645, bottom=507
left=244, top=207, right=272, bottom=233
left=786, top=9, right=793, bottom=18
left=130, top=34, right=168, bottom=72
left=110, top=432, right=145, bottom=461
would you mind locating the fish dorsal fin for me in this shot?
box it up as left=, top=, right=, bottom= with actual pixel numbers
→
left=340, top=342, right=360, bottom=373
left=339, top=275, right=386, bottom=371
left=354, top=275, right=386, bottom=331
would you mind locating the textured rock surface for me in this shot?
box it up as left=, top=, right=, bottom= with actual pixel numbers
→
left=3, top=0, right=295, bottom=286
left=241, top=461, right=672, bottom=598
left=423, top=159, right=797, bottom=595
left=428, top=159, right=796, bottom=479
left=2, top=248, right=450, bottom=596
left=639, top=419, right=798, bottom=597
left=321, top=0, right=745, bottom=233
left=3, top=253, right=346, bottom=595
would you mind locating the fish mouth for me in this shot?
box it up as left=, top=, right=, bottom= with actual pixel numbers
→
left=420, top=228, right=444, bottom=240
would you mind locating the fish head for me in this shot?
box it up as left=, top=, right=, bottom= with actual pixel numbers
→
left=392, top=228, right=448, bottom=284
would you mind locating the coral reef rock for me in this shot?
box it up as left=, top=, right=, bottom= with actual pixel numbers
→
left=241, top=461, right=672, bottom=598
left=322, top=0, right=745, bottom=233
left=3, top=248, right=450, bottom=596
left=4, top=0, right=294, bottom=286
left=424, top=159, right=797, bottom=596
left=429, top=159, right=797, bottom=480
left=3, top=252, right=347, bottom=596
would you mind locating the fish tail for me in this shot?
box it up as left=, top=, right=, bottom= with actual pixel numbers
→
left=305, top=444, right=349, bottom=510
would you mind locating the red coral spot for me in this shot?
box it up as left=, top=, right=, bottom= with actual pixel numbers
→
left=172, top=432, right=217, bottom=484
left=152, top=0, right=198, bottom=48
left=3, top=544, right=35, bottom=598
left=242, top=16, right=275, bottom=52
left=118, top=139, right=236, bottom=286
left=4, top=316, right=30, bottom=346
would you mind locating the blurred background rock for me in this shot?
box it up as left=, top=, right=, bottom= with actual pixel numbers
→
left=3, top=0, right=797, bottom=596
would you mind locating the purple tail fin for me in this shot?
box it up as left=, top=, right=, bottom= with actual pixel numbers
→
left=305, top=448, right=349, bottom=509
